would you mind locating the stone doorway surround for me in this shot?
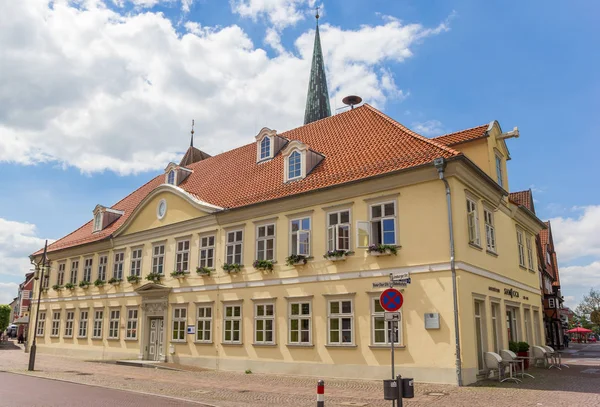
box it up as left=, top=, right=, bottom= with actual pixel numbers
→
left=135, top=282, right=171, bottom=361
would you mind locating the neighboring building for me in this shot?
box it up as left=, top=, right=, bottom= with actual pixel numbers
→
left=509, top=190, right=564, bottom=349
left=8, top=297, right=18, bottom=324
left=14, top=272, right=34, bottom=338
left=28, top=17, right=547, bottom=386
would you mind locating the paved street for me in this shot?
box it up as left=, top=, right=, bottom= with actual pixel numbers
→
left=0, top=372, right=208, bottom=407
left=0, top=342, right=599, bottom=406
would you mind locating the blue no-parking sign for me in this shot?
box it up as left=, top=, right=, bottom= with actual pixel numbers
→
left=379, top=288, right=403, bottom=312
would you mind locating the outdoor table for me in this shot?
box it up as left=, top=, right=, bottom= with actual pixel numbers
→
left=514, top=357, right=535, bottom=379
left=503, top=360, right=523, bottom=383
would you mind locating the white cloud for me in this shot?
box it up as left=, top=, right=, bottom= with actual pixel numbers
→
left=560, top=262, right=600, bottom=290
left=550, top=205, right=600, bottom=263
left=0, top=283, right=19, bottom=305
left=0, top=1, right=449, bottom=175
left=264, top=27, right=285, bottom=53
left=0, top=218, right=51, bottom=278
left=231, top=0, right=316, bottom=30
left=412, top=120, right=445, bottom=136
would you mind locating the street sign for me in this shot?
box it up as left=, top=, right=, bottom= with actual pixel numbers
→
left=391, top=271, right=410, bottom=281
left=385, top=312, right=401, bottom=321
left=372, top=281, right=408, bottom=288
left=380, top=288, right=404, bottom=312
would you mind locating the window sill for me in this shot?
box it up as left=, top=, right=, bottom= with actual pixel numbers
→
left=486, top=250, right=498, bottom=257
left=519, top=265, right=527, bottom=271
left=107, top=338, right=120, bottom=341
left=91, top=337, right=102, bottom=340
left=469, top=242, right=483, bottom=250
left=369, top=344, right=405, bottom=349
left=64, top=336, right=73, bottom=339
left=194, top=341, right=213, bottom=345
left=528, top=268, right=536, bottom=273
left=124, top=338, right=139, bottom=341
left=170, top=340, right=187, bottom=344
left=49, top=335, right=59, bottom=338
left=286, top=343, right=314, bottom=348
left=77, top=336, right=88, bottom=339
left=252, top=343, right=277, bottom=347
left=325, top=344, right=357, bottom=348
left=221, top=342, right=243, bottom=346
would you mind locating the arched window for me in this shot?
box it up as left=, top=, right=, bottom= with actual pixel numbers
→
left=288, top=151, right=302, bottom=180
left=93, top=212, right=102, bottom=232
left=260, top=137, right=271, bottom=160
left=167, top=170, right=176, bottom=185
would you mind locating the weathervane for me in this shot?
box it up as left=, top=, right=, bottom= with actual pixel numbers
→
left=190, top=119, right=195, bottom=147
left=316, top=5, right=320, bottom=20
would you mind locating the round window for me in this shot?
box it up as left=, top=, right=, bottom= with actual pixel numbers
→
left=157, top=199, right=167, bottom=220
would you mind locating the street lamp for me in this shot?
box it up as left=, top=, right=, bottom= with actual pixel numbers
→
left=28, top=240, right=48, bottom=371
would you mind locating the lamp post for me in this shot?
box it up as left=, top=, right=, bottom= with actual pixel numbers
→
left=28, top=240, right=48, bottom=371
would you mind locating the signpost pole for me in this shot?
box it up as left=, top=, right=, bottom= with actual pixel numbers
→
left=390, top=320, right=395, bottom=407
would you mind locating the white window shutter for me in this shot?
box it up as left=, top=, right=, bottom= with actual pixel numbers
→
left=356, top=221, right=370, bottom=248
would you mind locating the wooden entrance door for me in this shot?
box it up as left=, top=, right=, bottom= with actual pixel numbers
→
left=148, top=318, right=164, bottom=361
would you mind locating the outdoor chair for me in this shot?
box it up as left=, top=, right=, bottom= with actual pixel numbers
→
left=500, top=349, right=534, bottom=379
left=485, top=352, right=518, bottom=383
left=543, top=345, right=568, bottom=369
left=531, top=346, right=548, bottom=368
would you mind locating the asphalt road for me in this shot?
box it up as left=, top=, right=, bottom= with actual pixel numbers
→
left=0, top=372, right=209, bottom=407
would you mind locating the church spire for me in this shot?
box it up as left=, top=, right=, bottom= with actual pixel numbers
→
left=304, top=7, right=331, bottom=125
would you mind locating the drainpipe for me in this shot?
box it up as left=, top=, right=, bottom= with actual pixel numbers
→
left=433, top=158, right=463, bottom=386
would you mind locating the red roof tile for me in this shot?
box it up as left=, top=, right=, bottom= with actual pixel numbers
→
left=37, top=104, right=460, bottom=255
left=433, top=124, right=489, bottom=146
left=509, top=190, right=535, bottom=213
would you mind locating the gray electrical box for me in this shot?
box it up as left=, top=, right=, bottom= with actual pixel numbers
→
left=424, top=313, right=440, bottom=329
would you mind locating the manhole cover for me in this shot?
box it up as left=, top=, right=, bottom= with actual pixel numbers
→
left=426, top=392, right=447, bottom=396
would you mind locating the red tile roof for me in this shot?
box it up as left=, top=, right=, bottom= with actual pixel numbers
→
left=509, top=190, right=535, bottom=213
left=433, top=124, right=489, bottom=146
left=37, top=104, right=461, bottom=255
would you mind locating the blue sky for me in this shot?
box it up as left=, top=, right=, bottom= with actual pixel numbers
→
left=1, top=0, right=599, bottom=307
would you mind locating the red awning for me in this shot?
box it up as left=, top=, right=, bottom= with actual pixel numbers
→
left=566, top=327, right=593, bottom=333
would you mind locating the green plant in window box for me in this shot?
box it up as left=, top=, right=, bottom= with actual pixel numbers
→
left=285, top=254, right=312, bottom=266
left=52, top=284, right=63, bottom=291
left=42, top=287, right=49, bottom=293
left=78, top=281, right=91, bottom=289
left=171, top=270, right=187, bottom=278
left=94, top=279, right=106, bottom=287
left=108, top=277, right=122, bottom=285
left=253, top=260, right=274, bottom=271
left=146, top=272, right=162, bottom=283
left=323, top=250, right=354, bottom=261
left=367, top=244, right=398, bottom=256
left=64, top=282, right=75, bottom=290
left=517, top=341, right=530, bottom=369
left=196, top=267, right=213, bottom=276
left=508, top=341, right=519, bottom=353
left=222, top=263, right=242, bottom=273
left=127, top=275, right=141, bottom=284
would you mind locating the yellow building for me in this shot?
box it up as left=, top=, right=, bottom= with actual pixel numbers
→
left=27, top=20, right=546, bottom=385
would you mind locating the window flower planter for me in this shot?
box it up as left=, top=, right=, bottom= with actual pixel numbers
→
left=285, top=255, right=311, bottom=266
left=52, top=284, right=63, bottom=291
left=64, top=283, right=75, bottom=290
left=94, top=279, right=106, bottom=287
left=323, top=250, right=354, bottom=262
left=42, top=287, right=49, bottom=294
left=146, top=273, right=162, bottom=284
left=171, top=270, right=187, bottom=279
left=253, top=260, right=274, bottom=271
left=367, top=244, right=398, bottom=257
left=127, top=275, right=141, bottom=284
left=78, top=281, right=91, bottom=289
left=196, top=267, right=213, bottom=276
left=222, top=263, right=242, bottom=273
left=108, top=277, right=122, bottom=286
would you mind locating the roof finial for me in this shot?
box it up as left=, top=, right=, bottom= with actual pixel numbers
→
left=190, top=119, right=195, bottom=147
left=315, top=5, right=320, bottom=22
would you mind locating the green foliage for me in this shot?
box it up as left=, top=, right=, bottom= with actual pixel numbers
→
left=575, top=288, right=600, bottom=322
left=0, top=304, right=11, bottom=333
left=52, top=284, right=63, bottom=291
left=517, top=341, right=530, bottom=352
left=323, top=250, right=354, bottom=259
left=108, top=277, right=122, bottom=285
left=64, top=282, right=75, bottom=290
left=244, top=369, right=252, bottom=374
left=127, top=275, right=141, bottom=284
left=196, top=267, right=212, bottom=276
left=253, top=260, right=274, bottom=271
left=93, top=279, right=106, bottom=287
left=591, top=310, right=600, bottom=326
left=222, top=263, right=242, bottom=273
left=171, top=270, right=186, bottom=277
left=78, top=281, right=90, bottom=288
left=367, top=244, right=398, bottom=255
left=285, top=254, right=310, bottom=266
left=146, top=273, right=162, bottom=283
left=508, top=341, right=519, bottom=353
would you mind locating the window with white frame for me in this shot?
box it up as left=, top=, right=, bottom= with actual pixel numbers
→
left=93, top=212, right=102, bottom=232
left=51, top=311, right=61, bottom=337
left=199, top=236, right=215, bottom=269
left=172, top=307, right=187, bottom=341
left=196, top=305, right=212, bottom=343
left=474, top=300, right=487, bottom=372
left=328, top=210, right=351, bottom=251
left=223, top=304, right=242, bottom=344
left=36, top=312, right=46, bottom=336
left=130, top=248, right=142, bottom=276
left=516, top=230, right=525, bottom=267
left=98, top=255, right=107, bottom=281
left=69, top=260, right=79, bottom=285
left=42, top=272, right=50, bottom=289
left=78, top=310, right=88, bottom=338
left=108, top=309, right=120, bottom=339
left=113, top=252, right=124, bottom=280
left=83, top=258, right=93, bottom=282
left=167, top=169, right=176, bottom=185
left=256, top=224, right=275, bottom=261
left=57, top=263, right=65, bottom=286
left=546, top=250, right=551, bottom=265
left=290, top=217, right=310, bottom=256
left=327, top=299, right=353, bottom=345
left=495, top=154, right=504, bottom=188
left=289, top=301, right=311, bottom=344
left=484, top=208, right=496, bottom=252
left=226, top=230, right=243, bottom=265
left=372, top=297, right=401, bottom=345
left=467, top=198, right=480, bottom=246
left=491, top=302, right=502, bottom=353
left=126, top=308, right=138, bottom=339
left=64, top=310, right=75, bottom=338
left=22, top=290, right=29, bottom=300
left=152, top=244, right=165, bottom=274
left=260, top=136, right=271, bottom=160
left=370, top=202, right=397, bottom=245
left=175, top=240, right=190, bottom=273
left=254, top=303, right=275, bottom=344
left=526, top=236, right=534, bottom=270
left=93, top=309, right=103, bottom=339
left=288, top=150, right=302, bottom=180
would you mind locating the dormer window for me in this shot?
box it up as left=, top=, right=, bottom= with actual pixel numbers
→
left=255, top=127, right=288, bottom=163
left=93, top=212, right=102, bottom=232
left=288, top=151, right=302, bottom=180
left=93, top=205, right=124, bottom=232
left=164, top=163, right=192, bottom=186
left=167, top=170, right=176, bottom=185
left=260, top=137, right=271, bottom=160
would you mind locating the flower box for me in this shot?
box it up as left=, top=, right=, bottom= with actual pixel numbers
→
left=222, top=263, right=242, bottom=273
left=146, top=273, right=163, bottom=283
left=64, top=283, right=76, bottom=290
left=108, top=278, right=122, bottom=286
left=94, top=279, right=106, bottom=287
left=127, top=275, right=141, bottom=284
left=326, top=254, right=346, bottom=262
left=367, top=245, right=398, bottom=257
left=253, top=260, right=274, bottom=271
left=285, top=255, right=311, bottom=266
left=323, top=250, right=353, bottom=262
left=196, top=267, right=213, bottom=276
left=42, top=288, right=49, bottom=294
left=52, top=285, right=63, bottom=291
left=78, top=281, right=91, bottom=289
left=171, top=271, right=187, bottom=279
left=369, top=249, right=392, bottom=257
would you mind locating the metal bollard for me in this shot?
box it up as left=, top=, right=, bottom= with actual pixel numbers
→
left=317, top=379, right=324, bottom=407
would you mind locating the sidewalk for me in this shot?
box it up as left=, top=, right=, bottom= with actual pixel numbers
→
left=1, top=343, right=599, bottom=406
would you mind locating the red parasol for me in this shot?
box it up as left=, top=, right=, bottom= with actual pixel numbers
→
left=566, top=327, right=593, bottom=333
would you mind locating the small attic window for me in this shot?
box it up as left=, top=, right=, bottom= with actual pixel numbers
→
left=288, top=150, right=302, bottom=180
left=260, top=137, right=271, bottom=160
left=167, top=170, right=176, bottom=185
left=93, top=212, right=102, bottom=232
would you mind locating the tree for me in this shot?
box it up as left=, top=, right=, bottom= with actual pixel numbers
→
left=0, top=304, right=11, bottom=333
left=592, top=310, right=600, bottom=326
left=576, top=288, right=600, bottom=320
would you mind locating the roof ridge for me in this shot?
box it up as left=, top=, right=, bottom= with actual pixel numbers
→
left=362, top=104, right=461, bottom=157
left=433, top=123, right=489, bottom=139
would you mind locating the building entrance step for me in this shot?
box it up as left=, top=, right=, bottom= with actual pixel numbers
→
left=115, top=360, right=182, bottom=371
